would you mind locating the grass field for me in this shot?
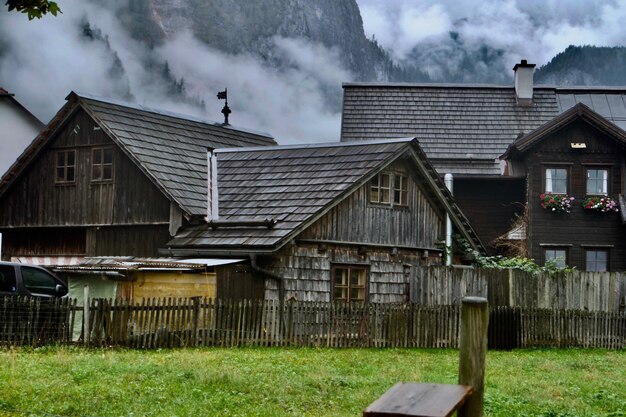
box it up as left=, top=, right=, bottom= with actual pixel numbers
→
left=0, top=347, right=624, bottom=417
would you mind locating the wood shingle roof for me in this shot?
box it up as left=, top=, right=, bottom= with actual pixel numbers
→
left=164, top=138, right=484, bottom=255
left=0, top=92, right=277, bottom=217
left=341, top=83, right=626, bottom=176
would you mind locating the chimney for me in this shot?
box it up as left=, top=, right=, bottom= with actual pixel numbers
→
left=207, top=149, right=219, bottom=221
left=513, top=59, right=535, bottom=106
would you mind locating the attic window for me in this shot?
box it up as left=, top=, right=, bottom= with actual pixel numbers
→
left=55, top=150, right=76, bottom=184
left=92, top=147, right=113, bottom=182
left=370, top=172, right=408, bottom=207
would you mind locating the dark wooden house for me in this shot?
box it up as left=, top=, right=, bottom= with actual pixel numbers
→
left=0, top=92, right=276, bottom=264
left=340, top=61, right=626, bottom=271
left=501, top=103, right=626, bottom=271
left=163, top=138, right=483, bottom=302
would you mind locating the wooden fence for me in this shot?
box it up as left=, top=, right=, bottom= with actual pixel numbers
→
left=412, top=267, right=626, bottom=312
left=0, top=296, right=77, bottom=346
left=2, top=296, right=623, bottom=349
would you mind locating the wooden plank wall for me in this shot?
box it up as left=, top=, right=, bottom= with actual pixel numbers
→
left=264, top=244, right=425, bottom=303
left=413, top=267, right=626, bottom=312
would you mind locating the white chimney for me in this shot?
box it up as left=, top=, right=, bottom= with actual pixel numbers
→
left=513, top=59, right=535, bottom=106
left=207, top=149, right=219, bottom=221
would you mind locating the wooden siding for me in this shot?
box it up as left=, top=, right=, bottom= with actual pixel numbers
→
left=130, top=271, right=216, bottom=300
left=0, top=227, right=86, bottom=260
left=454, top=178, right=526, bottom=254
left=299, top=162, right=443, bottom=248
left=216, top=264, right=265, bottom=300
left=0, top=110, right=170, bottom=227
left=524, top=120, right=626, bottom=270
left=261, top=243, right=437, bottom=303
left=86, top=225, right=171, bottom=257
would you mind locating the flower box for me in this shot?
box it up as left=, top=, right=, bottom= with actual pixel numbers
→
left=539, top=193, right=574, bottom=213
left=582, top=196, right=619, bottom=213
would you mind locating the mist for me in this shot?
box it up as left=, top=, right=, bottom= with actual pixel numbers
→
left=0, top=0, right=351, bottom=158
left=357, top=0, right=626, bottom=79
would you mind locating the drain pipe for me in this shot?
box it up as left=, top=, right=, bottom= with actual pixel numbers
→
left=445, top=173, right=453, bottom=266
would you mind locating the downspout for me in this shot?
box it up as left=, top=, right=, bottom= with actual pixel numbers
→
left=444, top=173, right=453, bottom=266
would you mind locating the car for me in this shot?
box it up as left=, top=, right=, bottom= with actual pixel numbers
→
left=0, top=261, right=68, bottom=298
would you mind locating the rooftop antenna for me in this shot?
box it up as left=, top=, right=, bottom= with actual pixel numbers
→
left=217, top=88, right=231, bottom=126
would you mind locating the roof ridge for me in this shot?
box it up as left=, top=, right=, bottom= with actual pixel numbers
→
left=73, top=91, right=274, bottom=139
left=215, top=137, right=416, bottom=154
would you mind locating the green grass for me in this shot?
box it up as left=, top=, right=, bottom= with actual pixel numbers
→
left=0, top=347, right=624, bottom=417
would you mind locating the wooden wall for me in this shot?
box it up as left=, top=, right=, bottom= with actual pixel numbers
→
left=261, top=243, right=438, bottom=303
left=0, top=227, right=86, bottom=259
left=524, top=120, right=626, bottom=270
left=0, top=109, right=170, bottom=227
left=216, top=264, right=265, bottom=300
left=454, top=177, right=526, bottom=254
left=299, top=161, right=443, bottom=249
left=131, top=271, right=216, bottom=299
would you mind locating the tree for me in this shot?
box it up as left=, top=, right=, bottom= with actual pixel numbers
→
left=5, top=0, right=61, bottom=20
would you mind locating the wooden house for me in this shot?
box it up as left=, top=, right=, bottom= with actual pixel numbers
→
left=0, top=91, right=276, bottom=264
left=0, top=87, right=44, bottom=177
left=163, top=138, right=484, bottom=302
left=340, top=61, right=626, bottom=271
left=501, top=103, right=626, bottom=271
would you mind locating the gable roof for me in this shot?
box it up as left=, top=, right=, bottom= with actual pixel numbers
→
left=163, top=138, right=484, bottom=256
left=0, top=92, right=277, bottom=217
left=502, top=103, right=626, bottom=159
left=341, top=83, right=626, bottom=176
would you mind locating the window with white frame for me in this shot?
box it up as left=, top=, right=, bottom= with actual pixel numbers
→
left=586, top=168, right=608, bottom=195
left=544, top=248, right=568, bottom=268
left=370, top=172, right=408, bottom=207
left=545, top=168, right=568, bottom=194
left=585, top=249, right=608, bottom=272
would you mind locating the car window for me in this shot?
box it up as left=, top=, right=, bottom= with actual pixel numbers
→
left=0, top=265, right=17, bottom=293
left=21, top=266, right=63, bottom=296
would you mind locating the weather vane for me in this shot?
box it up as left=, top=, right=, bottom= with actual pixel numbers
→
left=217, top=88, right=231, bottom=125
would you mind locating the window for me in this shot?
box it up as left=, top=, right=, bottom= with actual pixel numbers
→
left=92, top=147, right=113, bottom=181
left=55, top=150, right=76, bottom=183
left=370, top=172, right=408, bottom=207
left=586, top=168, right=608, bottom=195
left=21, top=266, right=64, bottom=296
left=585, top=249, right=608, bottom=272
left=332, top=265, right=367, bottom=302
left=544, top=248, right=568, bottom=268
left=545, top=168, right=567, bottom=194
left=0, top=265, right=17, bottom=293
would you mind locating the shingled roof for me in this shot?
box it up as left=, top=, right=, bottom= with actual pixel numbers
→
left=341, top=83, right=626, bottom=176
left=164, top=138, right=484, bottom=256
left=0, top=92, right=276, bottom=217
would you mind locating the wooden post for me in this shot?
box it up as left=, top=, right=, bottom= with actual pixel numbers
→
left=83, top=285, right=90, bottom=347
left=191, top=296, right=201, bottom=346
left=458, top=296, right=489, bottom=417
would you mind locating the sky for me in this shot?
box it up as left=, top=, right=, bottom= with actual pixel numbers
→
left=1, top=0, right=625, bottom=175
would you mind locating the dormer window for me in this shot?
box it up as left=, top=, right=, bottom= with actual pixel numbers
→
left=545, top=167, right=567, bottom=194
left=55, top=150, right=76, bottom=184
left=370, top=172, right=408, bottom=207
left=92, top=147, right=113, bottom=182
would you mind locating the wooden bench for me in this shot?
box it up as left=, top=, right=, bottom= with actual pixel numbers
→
left=363, top=382, right=474, bottom=417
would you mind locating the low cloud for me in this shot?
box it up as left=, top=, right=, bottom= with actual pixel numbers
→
left=0, top=0, right=351, bottom=151
left=356, top=0, right=626, bottom=72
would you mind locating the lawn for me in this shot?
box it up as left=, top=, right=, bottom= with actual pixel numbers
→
left=0, top=347, right=624, bottom=417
